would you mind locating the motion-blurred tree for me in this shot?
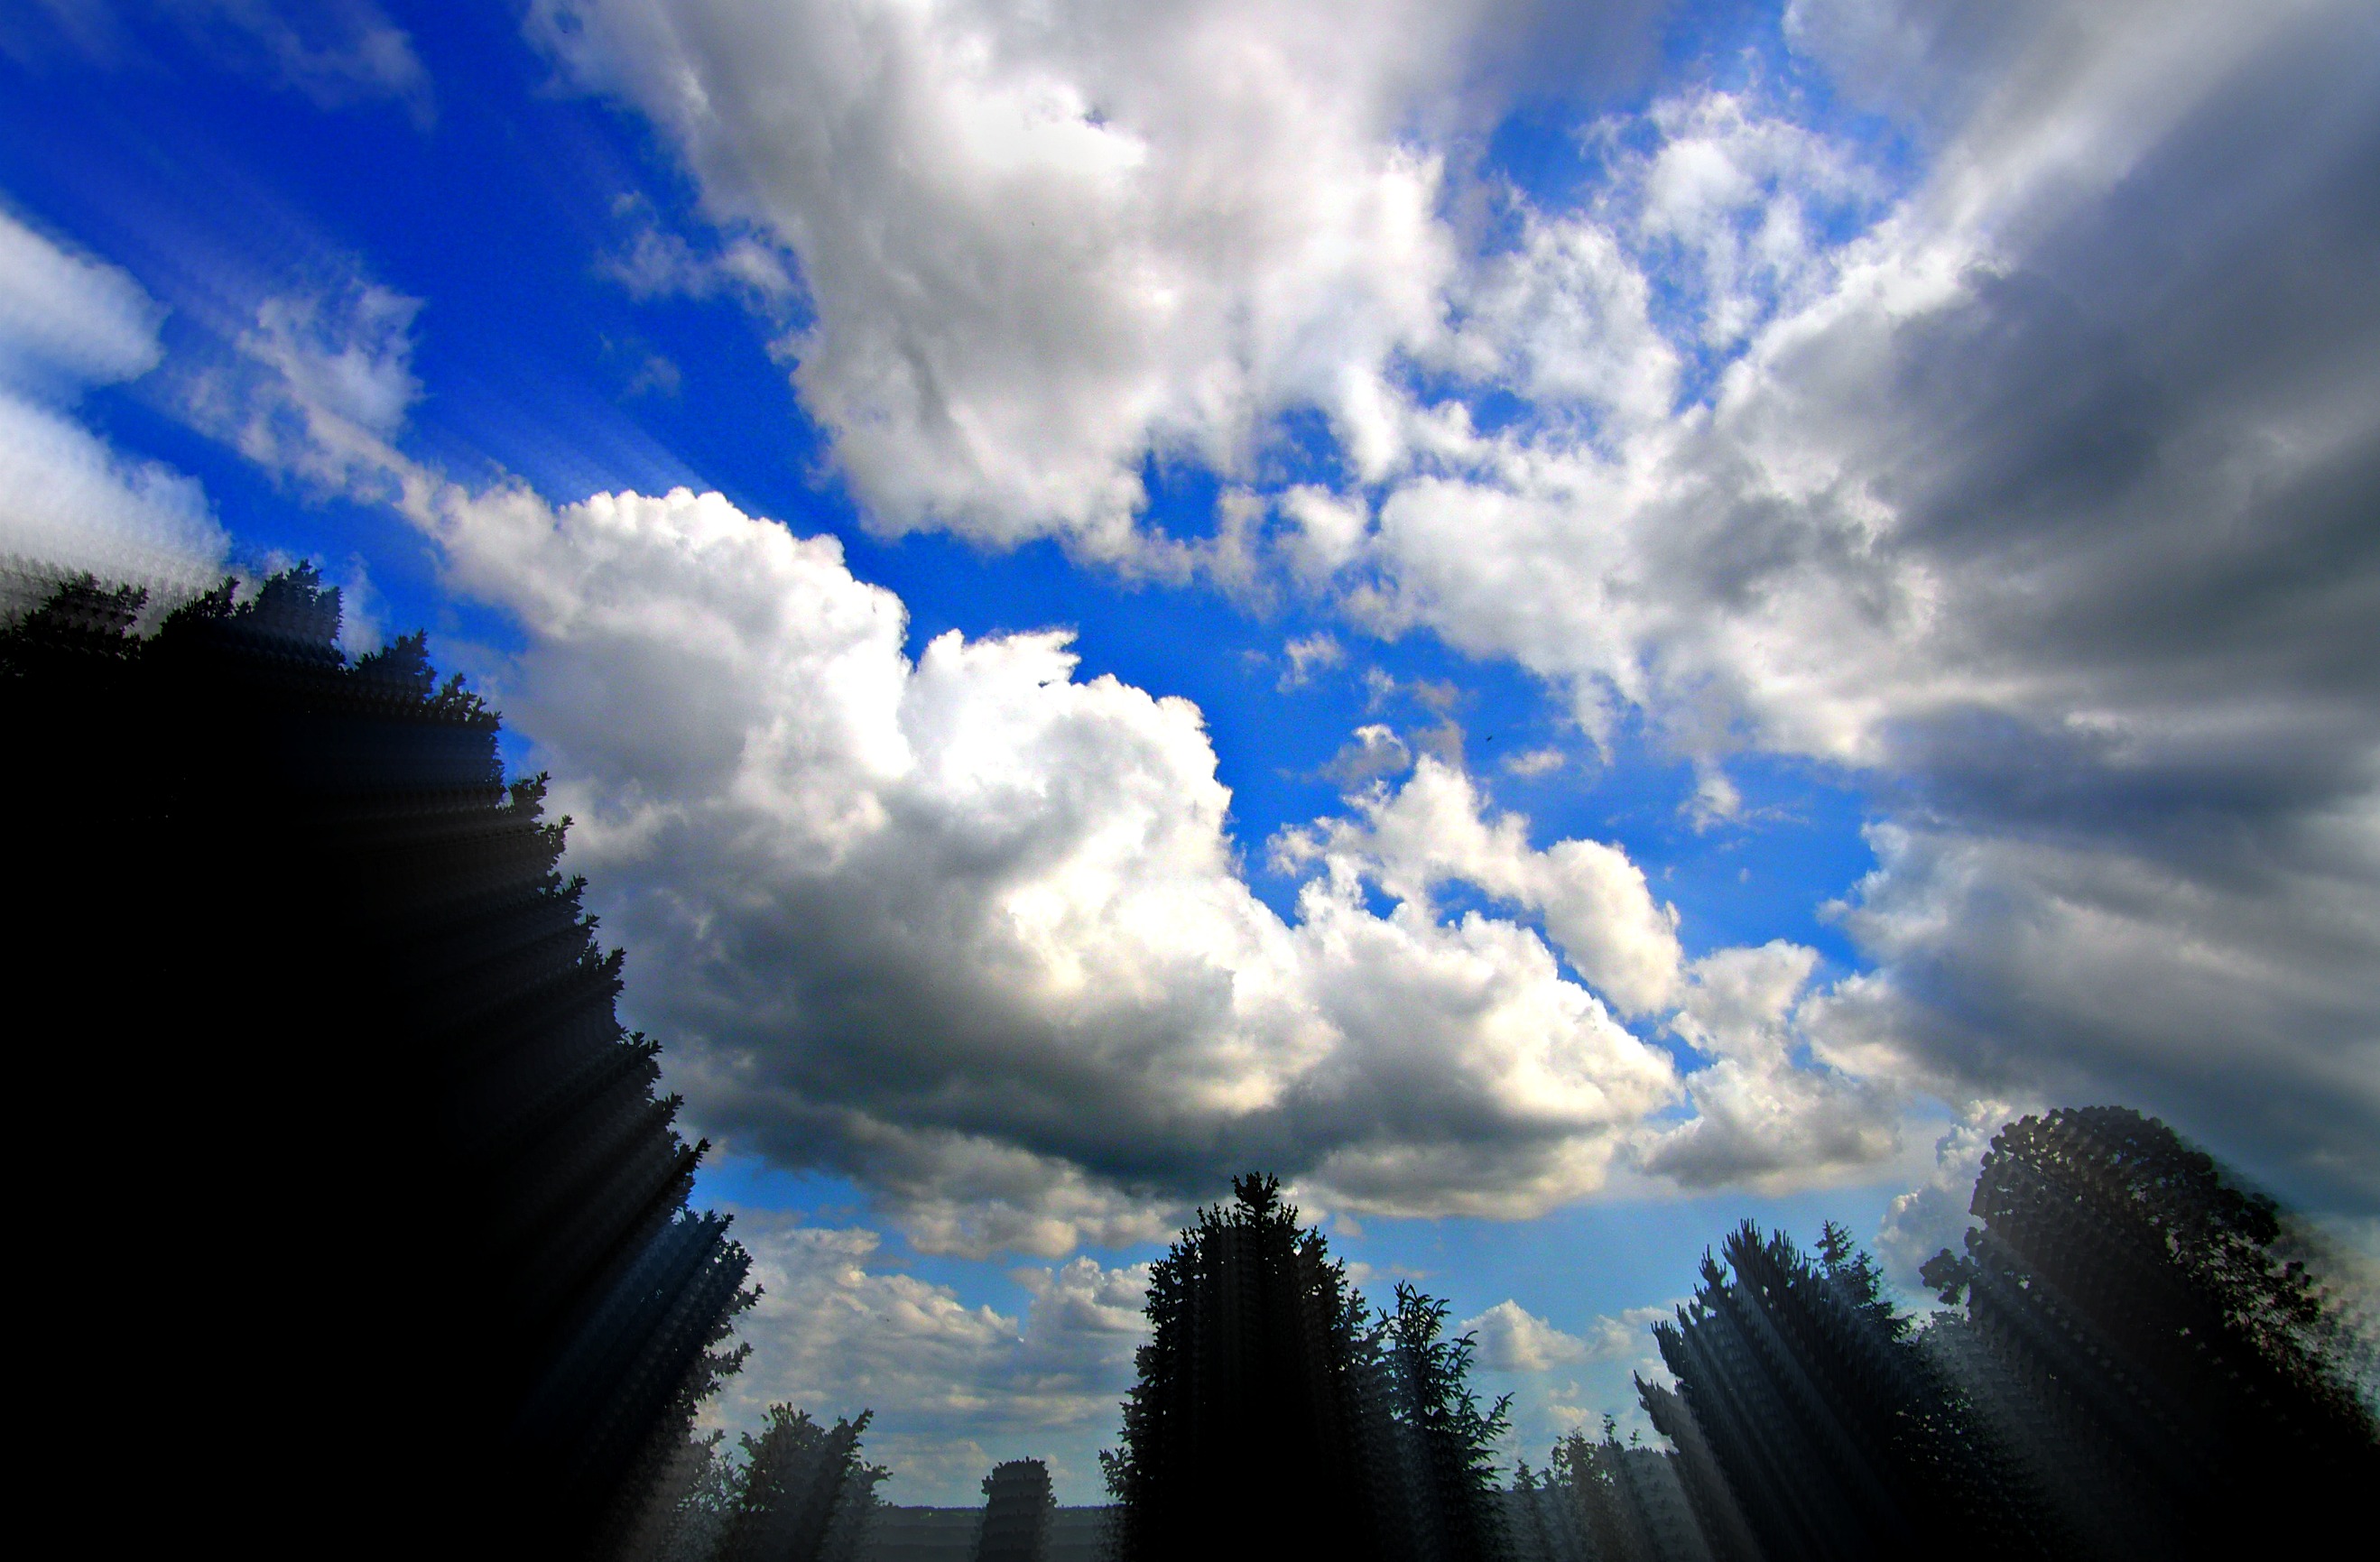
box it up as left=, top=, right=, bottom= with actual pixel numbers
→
left=1919, top=1105, right=2380, bottom=1560
left=714, top=1406, right=887, bottom=1562
left=1384, top=1282, right=1512, bottom=1562
left=5, top=568, right=754, bottom=1560
left=1641, top=1221, right=2031, bottom=1562
left=1101, top=1175, right=1393, bottom=1562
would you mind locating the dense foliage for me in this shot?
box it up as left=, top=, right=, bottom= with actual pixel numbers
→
left=1636, top=1110, right=2377, bottom=1562
left=5, top=569, right=753, bottom=1560
left=1104, top=1175, right=1511, bottom=1562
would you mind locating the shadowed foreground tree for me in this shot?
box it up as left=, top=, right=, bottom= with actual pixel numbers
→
left=1384, top=1282, right=1513, bottom=1562
left=1638, top=1221, right=2036, bottom=1562
left=975, top=1458, right=1055, bottom=1562
left=1102, top=1176, right=1391, bottom=1561
left=5, top=568, right=753, bottom=1559
left=712, top=1407, right=887, bottom=1562
left=1103, top=1176, right=1510, bottom=1562
left=1917, top=1106, right=2380, bottom=1561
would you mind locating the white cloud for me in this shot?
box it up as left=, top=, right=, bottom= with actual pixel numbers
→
left=1278, top=485, right=1370, bottom=585
left=1468, top=1299, right=1679, bottom=1457
left=507, top=0, right=2380, bottom=1232
left=711, top=1211, right=1150, bottom=1502
left=1464, top=1299, right=1588, bottom=1372
left=1873, top=1100, right=2024, bottom=1290
left=193, top=278, right=1907, bottom=1243
left=1278, top=756, right=1684, bottom=1016
left=1647, top=941, right=1900, bottom=1190
left=1624, top=89, right=1884, bottom=349
left=1277, top=630, right=1343, bottom=690
left=0, top=208, right=226, bottom=603
left=523, top=0, right=1523, bottom=557
left=192, top=0, right=2380, bottom=1254
left=1191, top=0, right=2380, bottom=1206
left=231, top=281, right=421, bottom=476
left=1438, top=207, right=1678, bottom=428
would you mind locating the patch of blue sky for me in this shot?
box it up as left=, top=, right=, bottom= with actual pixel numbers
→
left=1336, top=1178, right=1912, bottom=1345
left=1471, top=1, right=1927, bottom=413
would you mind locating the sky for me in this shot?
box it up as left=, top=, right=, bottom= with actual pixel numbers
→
left=5, top=0, right=2377, bottom=1507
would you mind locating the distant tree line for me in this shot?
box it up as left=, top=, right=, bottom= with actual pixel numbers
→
left=622, top=1412, right=1073, bottom=1562
left=1103, top=1118, right=2375, bottom=1562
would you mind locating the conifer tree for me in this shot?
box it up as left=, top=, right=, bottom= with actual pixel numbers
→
left=1641, top=1221, right=2025, bottom=1562
left=5, top=568, right=755, bottom=1560
left=1101, top=1175, right=1392, bottom=1562
left=1384, top=1282, right=1513, bottom=1562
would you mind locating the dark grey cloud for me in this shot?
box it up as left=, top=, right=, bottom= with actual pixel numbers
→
left=1337, top=0, right=2380, bottom=1214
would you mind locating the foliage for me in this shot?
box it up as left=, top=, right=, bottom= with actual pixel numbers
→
left=714, top=1406, right=887, bottom=1562
left=1919, top=1106, right=2380, bottom=1559
left=4, top=568, right=754, bottom=1561
left=1384, top=1282, right=1513, bottom=1562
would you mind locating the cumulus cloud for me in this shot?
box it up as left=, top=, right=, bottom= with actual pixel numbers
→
left=1279, top=756, right=1684, bottom=1016
left=187, top=270, right=1919, bottom=1247
left=1468, top=1299, right=1679, bottom=1454
left=1340, top=2, right=2380, bottom=1207
left=403, top=479, right=1702, bottom=1238
left=1649, top=942, right=1900, bottom=1190
left=1465, top=1299, right=1588, bottom=1372
left=522, top=0, right=1679, bottom=559
left=713, top=1211, right=1149, bottom=1502
left=0, top=207, right=226, bottom=604
left=1873, top=1100, right=2026, bottom=1289
left=514, top=3, right=2380, bottom=1222
left=206, top=0, right=2380, bottom=1245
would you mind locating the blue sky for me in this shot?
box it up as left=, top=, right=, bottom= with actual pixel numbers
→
left=6, top=0, right=2377, bottom=1505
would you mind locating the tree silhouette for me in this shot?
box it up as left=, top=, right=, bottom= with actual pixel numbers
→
left=976, top=1458, right=1056, bottom=1562
left=5, top=568, right=754, bottom=1559
left=1639, top=1220, right=2030, bottom=1562
left=1919, top=1106, right=2380, bottom=1560
left=1384, top=1282, right=1513, bottom=1562
left=713, top=1406, right=887, bottom=1562
left=1102, top=1175, right=1395, bottom=1562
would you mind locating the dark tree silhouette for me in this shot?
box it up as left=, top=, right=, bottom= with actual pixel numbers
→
left=618, top=1430, right=743, bottom=1562
left=1918, top=1106, right=2380, bottom=1560
left=1101, top=1175, right=1394, bottom=1562
left=1517, top=1417, right=1730, bottom=1562
left=5, top=568, right=753, bottom=1559
left=976, top=1458, right=1055, bottom=1562
left=1639, top=1220, right=2033, bottom=1562
left=714, top=1406, right=887, bottom=1562
left=1630, top=1386, right=1760, bottom=1562
left=1383, top=1282, right=1513, bottom=1562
